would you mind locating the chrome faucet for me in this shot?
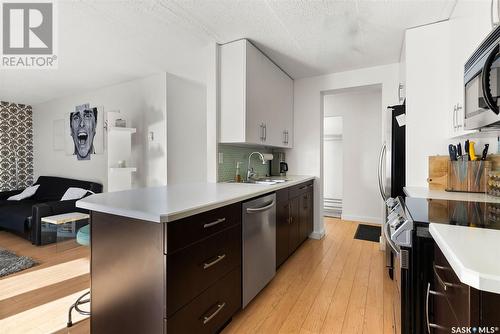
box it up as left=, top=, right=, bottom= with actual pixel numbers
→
left=247, top=152, right=266, bottom=182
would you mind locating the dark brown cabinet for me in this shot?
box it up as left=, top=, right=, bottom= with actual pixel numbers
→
left=276, top=181, right=314, bottom=268
left=165, top=204, right=242, bottom=333
left=299, top=187, right=313, bottom=242
left=276, top=189, right=290, bottom=267
left=429, top=245, right=500, bottom=332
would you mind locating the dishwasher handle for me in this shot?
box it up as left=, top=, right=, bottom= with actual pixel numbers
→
left=246, top=200, right=275, bottom=213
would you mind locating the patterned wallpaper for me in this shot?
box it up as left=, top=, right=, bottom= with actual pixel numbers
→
left=0, top=101, right=34, bottom=191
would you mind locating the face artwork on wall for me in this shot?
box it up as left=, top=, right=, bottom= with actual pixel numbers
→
left=66, top=104, right=104, bottom=160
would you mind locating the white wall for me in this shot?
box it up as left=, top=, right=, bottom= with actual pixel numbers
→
left=323, top=89, right=382, bottom=224
left=33, top=74, right=168, bottom=190
left=166, top=74, right=207, bottom=184
left=289, top=63, right=400, bottom=237
left=323, top=116, right=343, bottom=200
left=405, top=21, right=451, bottom=187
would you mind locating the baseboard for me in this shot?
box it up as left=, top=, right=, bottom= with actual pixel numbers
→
left=309, top=229, right=325, bottom=240
left=341, top=214, right=382, bottom=225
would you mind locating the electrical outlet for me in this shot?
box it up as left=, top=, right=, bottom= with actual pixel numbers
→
left=218, top=152, right=224, bottom=164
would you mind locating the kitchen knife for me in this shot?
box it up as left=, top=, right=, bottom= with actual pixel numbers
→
left=448, top=144, right=458, bottom=161
left=457, top=143, right=462, bottom=157
left=470, top=141, right=477, bottom=161
left=481, top=144, right=490, bottom=161
left=465, top=140, right=470, bottom=160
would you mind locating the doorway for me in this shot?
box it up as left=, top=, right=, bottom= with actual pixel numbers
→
left=321, top=85, right=383, bottom=224
left=323, top=116, right=343, bottom=217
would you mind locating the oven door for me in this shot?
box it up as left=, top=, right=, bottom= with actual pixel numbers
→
left=465, top=43, right=500, bottom=129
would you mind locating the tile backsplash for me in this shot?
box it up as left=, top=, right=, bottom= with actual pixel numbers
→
left=218, top=144, right=271, bottom=182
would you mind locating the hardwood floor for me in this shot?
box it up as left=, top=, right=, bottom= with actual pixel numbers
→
left=0, top=231, right=90, bottom=334
left=0, top=218, right=395, bottom=334
left=222, top=218, right=396, bottom=334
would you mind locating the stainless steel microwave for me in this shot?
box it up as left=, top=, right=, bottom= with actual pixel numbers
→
left=464, top=25, right=500, bottom=130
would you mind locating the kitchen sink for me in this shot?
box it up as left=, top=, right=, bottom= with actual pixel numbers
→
left=245, top=178, right=289, bottom=185
left=225, top=178, right=289, bottom=185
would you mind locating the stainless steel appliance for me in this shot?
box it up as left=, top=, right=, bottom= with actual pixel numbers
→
left=378, top=104, right=406, bottom=278
left=387, top=196, right=500, bottom=334
left=271, top=152, right=288, bottom=177
left=464, top=25, right=500, bottom=129
left=383, top=197, right=414, bottom=334
left=242, top=193, right=276, bottom=308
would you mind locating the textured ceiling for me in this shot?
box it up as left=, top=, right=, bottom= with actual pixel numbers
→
left=170, top=0, right=458, bottom=77
left=0, top=0, right=458, bottom=105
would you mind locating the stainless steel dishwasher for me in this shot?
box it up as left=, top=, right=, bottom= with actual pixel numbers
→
left=242, top=193, right=276, bottom=308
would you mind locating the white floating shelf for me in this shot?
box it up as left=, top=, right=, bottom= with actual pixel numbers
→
left=109, top=167, right=137, bottom=172
left=108, top=127, right=136, bottom=134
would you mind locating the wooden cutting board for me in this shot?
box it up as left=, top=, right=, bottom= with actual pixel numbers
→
left=428, top=156, right=449, bottom=190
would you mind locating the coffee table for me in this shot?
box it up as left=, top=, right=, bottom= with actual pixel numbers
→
left=41, top=212, right=90, bottom=251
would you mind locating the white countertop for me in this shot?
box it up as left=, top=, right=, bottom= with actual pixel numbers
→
left=429, top=223, right=500, bottom=294
left=404, top=186, right=500, bottom=203
left=76, top=175, right=315, bottom=223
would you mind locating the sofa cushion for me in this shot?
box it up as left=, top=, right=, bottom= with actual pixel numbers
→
left=32, top=176, right=99, bottom=202
left=0, top=201, right=36, bottom=233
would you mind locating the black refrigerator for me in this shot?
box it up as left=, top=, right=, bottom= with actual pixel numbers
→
left=389, top=102, right=406, bottom=198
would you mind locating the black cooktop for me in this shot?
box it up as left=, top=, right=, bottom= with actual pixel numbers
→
left=403, top=196, right=500, bottom=230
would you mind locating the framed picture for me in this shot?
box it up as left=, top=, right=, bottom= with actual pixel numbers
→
left=65, top=104, right=104, bottom=160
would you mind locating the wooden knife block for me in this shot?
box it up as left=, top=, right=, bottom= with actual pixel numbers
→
left=428, top=156, right=492, bottom=193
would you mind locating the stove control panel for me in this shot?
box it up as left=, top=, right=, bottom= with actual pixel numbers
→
left=385, top=197, right=413, bottom=248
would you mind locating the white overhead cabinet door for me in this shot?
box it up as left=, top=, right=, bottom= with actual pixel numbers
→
left=220, top=39, right=293, bottom=148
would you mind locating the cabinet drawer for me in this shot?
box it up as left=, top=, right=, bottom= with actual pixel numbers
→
left=167, top=268, right=241, bottom=334
left=166, top=203, right=241, bottom=253
left=431, top=276, right=459, bottom=333
left=434, top=246, right=471, bottom=326
left=289, top=181, right=313, bottom=199
left=167, top=224, right=241, bottom=317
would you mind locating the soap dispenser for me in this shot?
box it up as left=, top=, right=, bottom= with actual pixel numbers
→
left=235, top=161, right=242, bottom=183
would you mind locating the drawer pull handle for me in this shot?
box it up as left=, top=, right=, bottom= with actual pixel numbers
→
left=426, top=282, right=445, bottom=333
left=299, top=186, right=307, bottom=190
left=433, top=263, right=454, bottom=291
left=203, top=218, right=226, bottom=228
left=246, top=200, right=275, bottom=213
left=203, top=254, right=226, bottom=269
left=203, top=302, right=226, bottom=325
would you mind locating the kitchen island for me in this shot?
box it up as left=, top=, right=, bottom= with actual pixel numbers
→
left=429, top=224, right=500, bottom=329
left=76, top=176, right=315, bottom=334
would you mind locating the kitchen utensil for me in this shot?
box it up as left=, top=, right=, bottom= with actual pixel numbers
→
left=448, top=144, right=458, bottom=161
left=457, top=143, right=462, bottom=157
left=470, top=141, right=477, bottom=161
left=481, top=144, right=490, bottom=160
left=474, top=160, right=484, bottom=188
left=465, top=140, right=470, bottom=160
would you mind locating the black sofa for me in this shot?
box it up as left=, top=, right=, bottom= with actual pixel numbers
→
left=0, top=176, right=102, bottom=245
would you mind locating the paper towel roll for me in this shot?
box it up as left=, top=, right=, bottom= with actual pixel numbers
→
left=263, top=153, right=274, bottom=161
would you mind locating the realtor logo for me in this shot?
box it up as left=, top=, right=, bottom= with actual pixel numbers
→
left=1, top=0, right=57, bottom=68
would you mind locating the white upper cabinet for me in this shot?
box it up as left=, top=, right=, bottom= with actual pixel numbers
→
left=448, top=10, right=491, bottom=138
left=220, top=39, right=293, bottom=148
left=405, top=3, right=492, bottom=141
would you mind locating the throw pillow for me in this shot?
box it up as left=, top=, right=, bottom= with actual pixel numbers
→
left=61, top=187, right=94, bottom=201
left=7, top=185, right=40, bottom=201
